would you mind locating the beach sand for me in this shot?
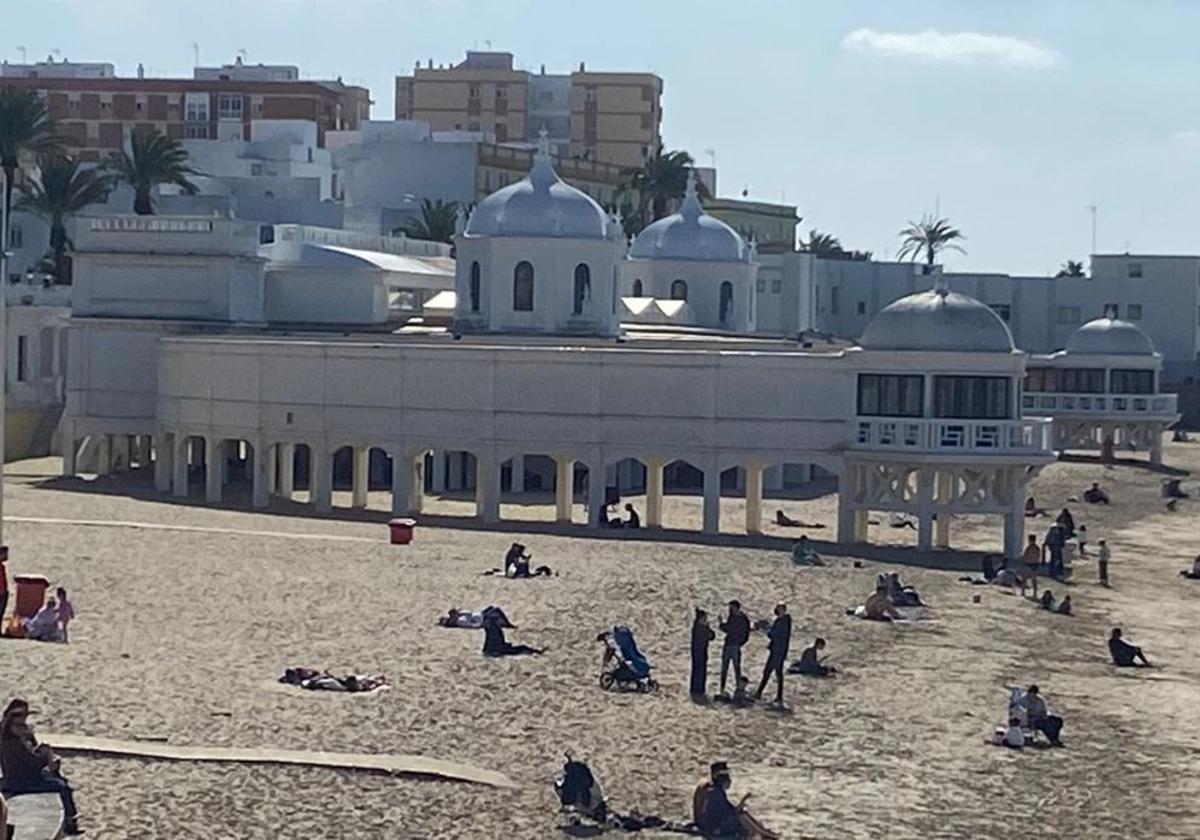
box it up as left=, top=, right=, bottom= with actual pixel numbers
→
left=1, top=440, right=1198, bottom=839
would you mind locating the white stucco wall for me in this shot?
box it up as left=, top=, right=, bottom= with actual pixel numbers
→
left=620, top=257, right=757, bottom=332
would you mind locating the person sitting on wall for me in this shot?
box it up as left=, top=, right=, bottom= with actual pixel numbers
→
left=1108, top=627, right=1151, bottom=667
left=624, top=504, right=641, bottom=529
left=1083, top=483, right=1111, bottom=505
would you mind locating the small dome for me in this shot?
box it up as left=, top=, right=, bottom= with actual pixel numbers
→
left=1065, top=318, right=1156, bottom=356
left=859, top=287, right=1015, bottom=353
left=464, top=135, right=608, bottom=239
left=629, top=171, right=748, bottom=262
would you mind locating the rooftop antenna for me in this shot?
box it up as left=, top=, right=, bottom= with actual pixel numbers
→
left=190, top=42, right=200, bottom=67
left=236, top=48, right=247, bottom=63
left=16, top=46, right=26, bottom=63
left=1086, top=203, right=1098, bottom=254
left=485, top=39, right=492, bottom=49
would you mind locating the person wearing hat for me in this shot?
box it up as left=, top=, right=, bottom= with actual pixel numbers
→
left=0, top=699, right=83, bottom=835
left=692, top=761, right=778, bottom=839
left=718, top=600, right=751, bottom=697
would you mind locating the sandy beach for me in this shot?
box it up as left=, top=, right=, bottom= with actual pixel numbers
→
left=1, top=439, right=1199, bottom=839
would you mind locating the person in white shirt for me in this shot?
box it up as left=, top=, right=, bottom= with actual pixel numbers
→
left=1097, top=540, right=1111, bottom=586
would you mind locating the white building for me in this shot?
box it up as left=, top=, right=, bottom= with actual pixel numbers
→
left=181, top=120, right=334, bottom=201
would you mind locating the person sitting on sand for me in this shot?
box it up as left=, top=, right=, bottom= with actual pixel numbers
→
left=885, top=572, right=922, bottom=607
left=1020, top=534, right=1042, bottom=599
left=693, top=762, right=779, bottom=840
left=1055, top=594, right=1072, bottom=615
left=1002, top=716, right=1026, bottom=749
left=1108, top=627, right=1151, bottom=667
left=0, top=699, right=83, bottom=835
left=1023, top=685, right=1064, bottom=747
left=23, top=597, right=61, bottom=642
left=1083, top=483, right=1110, bottom=505
left=624, top=504, right=641, bottom=529
left=789, top=637, right=836, bottom=677
left=1025, top=497, right=1048, bottom=517
left=1039, top=590, right=1057, bottom=611
left=439, top=606, right=514, bottom=629
left=775, top=509, right=800, bottom=527
left=505, top=543, right=532, bottom=575
left=862, top=586, right=902, bottom=621
left=1180, top=555, right=1200, bottom=580
left=790, top=536, right=823, bottom=566
left=482, top=613, right=543, bottom=657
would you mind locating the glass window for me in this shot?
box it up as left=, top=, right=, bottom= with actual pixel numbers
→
left=771, top=279, right=782, bottom=293
left=572, top=263, right=591, bottom=315
left=513, top=261, right=534, bottom=311
left=1128, top=263, right=1143, bottom=278
left=1103, top=303, right=1119, bottom=319
left=670, top=279, right=688, bottom=301
left=8, top=225, right=22, bottom=248
left=856, top=301, right=866, bottom=315
left=218, top=94, right=243, bottom=119
left=857, top=374, right=924, bottom=418
left=631, top=279, right=643, bottom=296
left=990, top=303, right=1011, bottom=322
left=1127, top=303, right=1142, bottom=320
left=719, top=281, right=733, bottom=323
left=1058, top=368, right=1105, bottom=393
left=756, top=278, right=765, bottom=293
left=469, top=261, right=481, bottom=312
left=831, top=286, right=840, bottom=314
left=933, top=376, right=1011, bottom=419
left=1110, top=369, right=1154, bottom=394
left=1025, top=368, right=1056, bottom=392
left=15, top=335, right=27, bottom=383
left=184, top=92, right=208, bottom=122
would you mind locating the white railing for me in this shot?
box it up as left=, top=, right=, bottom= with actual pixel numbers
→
left=75, top=215, right=262, bottom=255
left=273, top=224, right=452, bottom=258
left=1021, top=392, right=1178, bottom=417
left=852, top=416, right=1053, bottom=455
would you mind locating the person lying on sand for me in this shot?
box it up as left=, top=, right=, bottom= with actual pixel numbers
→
left=1179, top=556, right=1200, bottom=580
left=278, top=668, right=390, bottom=693
left=439, top=606, right=515, bottom=629
left=693, top=762, right=779, bottom=840
left=1108, top=627, right=1151, bottom=667
left=788, top=637, right=836, bottom=677
left=482, top=613, right=543, bottom=657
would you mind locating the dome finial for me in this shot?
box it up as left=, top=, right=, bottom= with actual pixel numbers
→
left=536, top=125, right=551, bottom=159
left=932, top=271, right=949, bottom=297
left=680, top=167, right=702, bottom=221
left=529, top=125, right=557, bottom=190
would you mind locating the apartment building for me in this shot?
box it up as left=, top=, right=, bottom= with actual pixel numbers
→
left=395, top=51, right=661, bottom=168
left=0, top=59, right=370, bottom=160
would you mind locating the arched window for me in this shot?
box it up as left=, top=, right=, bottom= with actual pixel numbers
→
left=469, top=261, right=481, bottom=312
left=670, top=279, right=688, bottom=301
left=513, top=261, right=535, bottom=311
left=719, top=281, right=734, bottom=323
left=572, top=263, right=591, bottom=315
left=631, top=279, right=643, bottom=296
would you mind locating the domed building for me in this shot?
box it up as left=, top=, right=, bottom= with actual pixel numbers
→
left=1023, top=317, right=1179, bottom=464
left=620, top=171, right=758, bottom=332
left=453, top=132, right=625, bottom=337
left=841, top=280, right=1054, bottom=558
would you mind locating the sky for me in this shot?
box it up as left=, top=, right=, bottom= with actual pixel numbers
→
left=13, top=0, right=1200, bottom=274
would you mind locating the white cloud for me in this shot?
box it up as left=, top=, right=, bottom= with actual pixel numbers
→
left=841, top=28, right=1061, bottom=70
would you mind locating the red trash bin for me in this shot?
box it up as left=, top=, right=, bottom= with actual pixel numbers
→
left=388, top=518, right=416, bottom=545
left=14, top=575, right=50, bottom=618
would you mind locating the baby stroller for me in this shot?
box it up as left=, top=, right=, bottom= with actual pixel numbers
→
left=555, top=752, right=607, bottom=825
left=597, top=626, right=657, bottom=693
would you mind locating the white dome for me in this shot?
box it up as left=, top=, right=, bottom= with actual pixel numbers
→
left=1064, top=318, right=1156, bottom=356
left=859, top=287, right=1015, bottom=353
left=629, top=173, right=748, bottom=262
left=464, top=140, right=608, bottom=239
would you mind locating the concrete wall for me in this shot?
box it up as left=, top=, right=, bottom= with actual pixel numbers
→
left=263, top=270, right=387, bottom=324
left=336, top=139, right=478, bottom=208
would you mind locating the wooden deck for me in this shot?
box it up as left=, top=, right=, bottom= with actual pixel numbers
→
left=45, top=733, right=515, bottom=789
left=6, top=792, right=64, bottom=840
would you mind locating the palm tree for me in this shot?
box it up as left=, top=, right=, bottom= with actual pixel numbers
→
left=107, top=129, right=199, bottom=215
left=396, top=198, right=460, bottom=244
left=618, top=147, right=708, bottom=233
left=1056, top=260, right=1085, bottom=278
left=16, top=153, right=114, bottom=281
left=0, top=88, right=61, bottom=242
left=802, top=228, right=845, bottom=256
left=896, top=214, right=966, bottom=266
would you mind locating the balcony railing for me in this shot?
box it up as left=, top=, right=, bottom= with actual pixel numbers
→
left=852, top=416, right=1053, bottom=455
left=1021, top=392, right=1178, bottom=418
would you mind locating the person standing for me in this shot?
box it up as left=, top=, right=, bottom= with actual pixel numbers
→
left=690, top=609, right=715, bottom=697
left=0, top=549, right=7, bottom=626
left=754, top=604, right=792, bottom=706
left=1097, top=539, right=1110, bottom=586
left=1020, top=534, right=1041, bottom=598
left=1043, top=525, right=1066, bottom=580
left=718, top=600, right=750, bottom=697
left=55, top=588, right=75, bottom=643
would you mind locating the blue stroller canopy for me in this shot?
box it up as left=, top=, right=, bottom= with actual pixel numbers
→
left=613, top=625, right=651, bottom=678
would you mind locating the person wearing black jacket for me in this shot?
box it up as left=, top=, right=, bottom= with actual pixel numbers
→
left=690, top=609, right=716, bottom=697
left=755, top=604, right=792, bottom=706
left=0, top=699, right=82, bottom=835
left=719, top=600, right=751, bottom=696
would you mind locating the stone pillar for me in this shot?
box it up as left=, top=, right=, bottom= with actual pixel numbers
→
left=935, top=470, right=951, bottom=548
left=205, top=436, right=223, bottom=503
left=172, top=435, right=190, bottom=498
left=430, top=450, right=447, bottom=494
left=837, top=494, right=857, bottom=544
left=278, top=443, right=295, bottom=500
left=266, top=444, right=278, bottom=495
left=701, top=463, right=721, bottom=535
left=60, top=420, right=77, bottom=478
left=509, top=454, right=525, bottom=494
left=1003, top=471, right=1025, bottom=562
left=351, top=445, right=370, bottom=509
left=476, top=454, right=500, bottom=523
left=916, top=467, right=933, bottom=551
left=554, top=456, right=574, bottom=523
left=1150, top=423, right=1163, bottom=466
left=645, top=457, right=664, bottom=528
left=410, top=451, right=426, bottom=514
left=251, top=441, right=270, bottom=509
left=854, top=509, right=869, bottom=542
left=744, top=462, right=764, bottom=535
left=311, top=444, right=333, bottom=513
left=391, top=450, right=413, bottom=515
left=587, top=460, right=607, bottom=528
left=96, top=434, right=112, bottom=476
left=153, top=431, right=172, bottom=492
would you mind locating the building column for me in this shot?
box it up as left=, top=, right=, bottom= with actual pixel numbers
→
left=1003, top=470, right=1026, bottom=562
left=586, top=459, right=607, bottom=528
left=554, top=456, right=574, bottom=523
left=430, top=449, right=447, bottom=494
left=409, top=451, right=426, bottom=514
left=60, top=420, right=77, bottom=478
left=475, top=453, right=500, bottom=524
left=836, top=463, right=861, bottom=544
left=251, top=441, right=270, bottom=509
left=935, top=470, right=951, bottom=549
left=645, top=457, right=664, bottom=528
left=744, top=462, right=764, bottom=535
left=509, top=454, right=525, bottom=494
left=916, top=467, right=933, bottom=551
left=96, top=434, right=112, bottom=476
left=172, top=435, right=190, bottom=498
left=205, top=436, right=223, bottom=504
left=701, top=463, right=721, bottom=535
left=351, top=445, right=370, bottom=509
left=854, top=509, right=869, bottom=542
left=391, top=450, right=413, bottom=516
left=311, top=444, right=332, bottom=513
left=278, top=443, right=295, bottom=501
left=153, top=431, right=172, bottom=492
left=1150, top=423, right=1163, bottom=466
left=266, top=443, right=278, bottom=495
